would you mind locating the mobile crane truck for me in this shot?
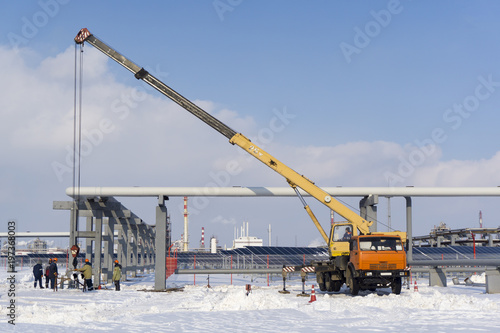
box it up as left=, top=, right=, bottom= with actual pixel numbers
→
left=74, top=28, right=409, bottom=295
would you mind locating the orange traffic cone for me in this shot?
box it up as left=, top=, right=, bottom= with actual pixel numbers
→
left=309, top=284, right=317, bottom=303
left=414, top=280, right=418, bottom=292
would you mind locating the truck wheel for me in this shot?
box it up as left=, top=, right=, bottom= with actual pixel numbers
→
left=350, top=278, right=359, bottom=295
left=324, top=272, right=333, bottom=292
left=318, top=273, right=327, bottom=292
left=332, top=280, right=342, bottom=292
left=347, top=268, right=359, bottom=296
left=392, top=277, right=402, bottom=295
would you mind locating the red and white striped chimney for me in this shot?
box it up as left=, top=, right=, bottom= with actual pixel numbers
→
left=183, top=196, right=189, bottom=252
left=201, top=227, right=205, bottom=249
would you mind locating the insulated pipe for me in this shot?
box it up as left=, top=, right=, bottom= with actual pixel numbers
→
left=66, top=187, right=500, bottom=198
left=176, top=268, right=283, bottom=274
left=411, top=266, right=495, bottom=273
left=0, top=232, right=120, bottom=237
left=0, top=232, right=71, bottom=237
left=408, top=259, right=500, bottom=266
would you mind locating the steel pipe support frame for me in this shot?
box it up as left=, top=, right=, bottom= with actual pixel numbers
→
left=154, top=196, right=168, bottom=290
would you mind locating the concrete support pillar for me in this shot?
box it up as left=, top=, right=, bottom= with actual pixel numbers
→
left=429, top=267, right=447, bottom=287
left=148, top=228, right=155, bottom=271
left=142, top=229, right=149, bottom=272
left=115, top=224, right=124, bottom=279
left=130, top=226, right=138, bottom=277
left=155, top=196, right=168, bottom=290
left=127, top=229, right=135, bottom=277
left=93, top=210, right=103, bottom=289
left=126, top=224, right=133, bottom=277
left=405, top=197, right=412, bottom=262
left=489, top=234, right=494, bottom=247
left=85, top=216, right=93, bottom=262
left=144, top=228, right=152, bottom=272
left=148, top=229, right=153, bottom=267
left=451, top=234, right=457, bottom=246
left=359, top=195, right=378, bottom=232
left=103, top=217, right=115, bottom=283
left=69, top=202, right=78, bottom=248
left=437, top=236, right=443, bottom=247
left=120, top=222, right=129, bottom=279
left=151, top=228, right=156, bottom=270
left=143, top=227, right=148, bottom=272
left=486, top=269, right=500, bottom=294
left=138, top=225, right=145, bottom=274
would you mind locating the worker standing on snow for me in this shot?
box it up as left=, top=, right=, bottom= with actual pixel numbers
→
left=33, top=259, right=44, bottom=289
left=45, top=258, right=52, bottom=288
left=49, top=258, right=58, bottom=291
left=113, top=260, right=122, bottom=291
left=75, top=258, right=94, bottom=291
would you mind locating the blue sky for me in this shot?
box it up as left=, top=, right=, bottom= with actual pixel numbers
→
left=2, top=0, right=500, bottom=248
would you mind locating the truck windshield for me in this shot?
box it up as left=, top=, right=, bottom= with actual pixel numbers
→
left=359, top=237, right=403, bottom=251
left=333, top=225, right=353, bottom=241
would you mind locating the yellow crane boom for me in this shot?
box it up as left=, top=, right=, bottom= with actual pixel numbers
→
left=74, top=28, right=373, bottom=243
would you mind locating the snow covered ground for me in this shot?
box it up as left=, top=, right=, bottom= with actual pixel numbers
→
left=1, top=268, right=500, bottom=332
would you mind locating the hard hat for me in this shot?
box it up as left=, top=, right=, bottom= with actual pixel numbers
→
left=114, top=260, right=119, bottom=264
left=49, top=259, right=52, bottom=263
left=53, top=258, right=58, bottom=262
left=85, top=258, right=89, bottom=262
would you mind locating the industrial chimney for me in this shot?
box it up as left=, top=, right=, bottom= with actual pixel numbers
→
left=183, top=196, right=189, bottom=252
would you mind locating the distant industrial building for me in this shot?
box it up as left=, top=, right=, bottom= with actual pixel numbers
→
left=232, top=221, right=263, bottom=249
left=413, top=222, right=500, bottom=247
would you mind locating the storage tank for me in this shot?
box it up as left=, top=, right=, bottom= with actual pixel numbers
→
left=210, top=236, right=218, bottom=254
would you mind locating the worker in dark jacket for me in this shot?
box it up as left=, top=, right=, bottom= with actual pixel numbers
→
left=45, top=259, right=52, bottom=288
left=76, top=259, right=94, bottom=291
left=33, top=260, right=44, bottom=289
left=49, top=258, right=58, bottom=290
left=342, top=227, right=352, bottom=241
left=112, top=260, right=122, bottom=291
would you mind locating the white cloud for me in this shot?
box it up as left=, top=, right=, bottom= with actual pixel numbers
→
left=0, top=46, right=105, bottom=156
left=412, top=152, right=500, bottom=186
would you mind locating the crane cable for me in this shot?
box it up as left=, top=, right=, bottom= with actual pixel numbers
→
left=72, top=42, right=84, bottom=235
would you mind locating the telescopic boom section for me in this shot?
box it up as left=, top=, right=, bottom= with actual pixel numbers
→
left=74, top=28, right=236, bottom=140
left=74, top=28, right=373, bottom=239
